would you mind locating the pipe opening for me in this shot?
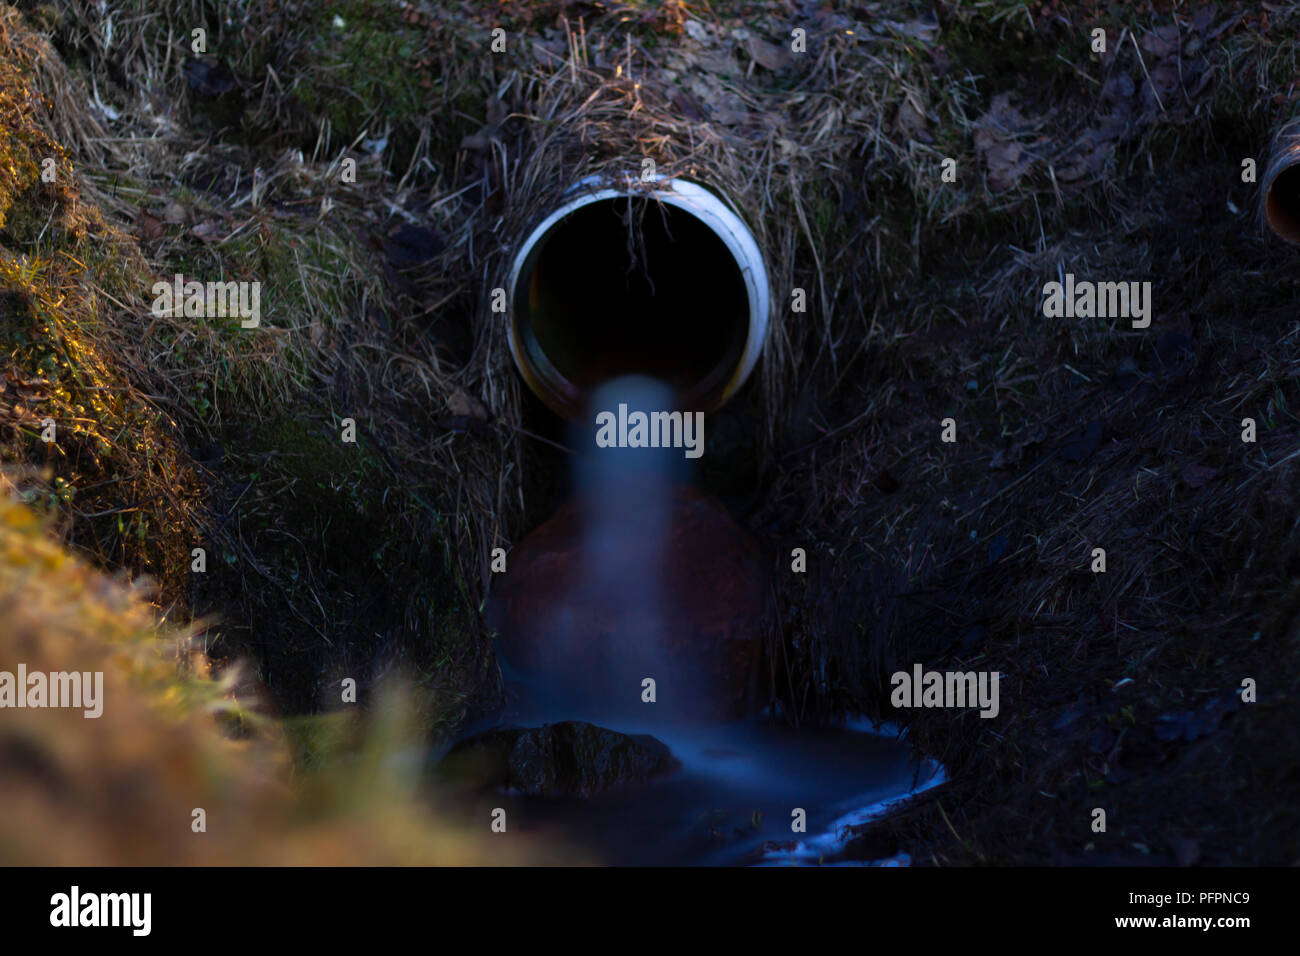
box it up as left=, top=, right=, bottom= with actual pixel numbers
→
left=506, top=179, right=769, bottom=419
left=1265, top=163, right=1300, bottom=243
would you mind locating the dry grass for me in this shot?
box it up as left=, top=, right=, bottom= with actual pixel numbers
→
left=751, top=0, right=1300, bottom=863
left=5, top=1, right=522, bottom=723
left=0, top=496, right=560, bottom=864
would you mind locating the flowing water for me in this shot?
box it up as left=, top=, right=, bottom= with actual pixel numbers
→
left=480, top=708, right=945, bottom=865
left=475, top=377, right=942, bottom=865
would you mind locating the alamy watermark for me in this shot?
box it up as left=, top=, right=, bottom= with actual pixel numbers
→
left=890, top=664, right=1000, bottom=719
left=50, top=886, right=150, bottom=936
left=151, top=274, right=261, bottom=328
left=594, top=403, right=704, bottom=459
left=0, top=664, right=103, bottom=718
left=1041, top=273, right=1151, bottom=328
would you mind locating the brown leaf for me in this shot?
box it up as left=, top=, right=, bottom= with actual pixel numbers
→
left=978, top=91, right=1031, bottom=132
left=190, top=219, right=225, bottom=243
left=669, top=89, right=706, bottom=122
left=704, top=89, right=748, bottom=125
left=982, top=140, right=1028, bottom=192
left=683, top=19, right=712, bottom=44
left=134, top=208, right=166, bottom=241
left=746, top=36, right=790, bottom=70
left=162, top=201, right=188, bottom=224
left=974, top=93, right=1035, bottom=192
left=1055, top=133, right=1113, bottom=183
left=989, top=421, right=1046, bottom=469
left=688, top=49, right=737, bottom=77
left=447, top=388, right=488, bottom=420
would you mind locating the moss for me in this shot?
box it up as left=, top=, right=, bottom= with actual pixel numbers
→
left=233, top=0, right=491, bottom=170
left=0, top=15, right=203, bottom=594
left=0, top=247, right=201, bottom=588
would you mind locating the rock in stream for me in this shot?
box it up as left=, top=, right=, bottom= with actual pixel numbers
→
left=438, top=721, right=680, bottom=798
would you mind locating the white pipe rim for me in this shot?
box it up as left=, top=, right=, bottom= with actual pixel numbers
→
left=504, top=173, right=770, bottom=415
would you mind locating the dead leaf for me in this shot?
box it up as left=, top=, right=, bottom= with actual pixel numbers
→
left=669, top=89, right=706, bottom=122
left=190, top=219, right=225, bottom=242
left=162, top=201, right=188, bottom=224
left=704, top=89, right=748, bottom=125
left=1154, top=689, right=1241, bottom=742
left=1147, top=60, right=1182, bottom=97
left=447, top=389, right=488, bottom=420
left=1102, top=71, right=1136, bottom=103
left=683, top=19, right=712, bottom=44
left=973, top=93, right=1036, bottom=192
left=746, top=36, right=790, bottom=70
left=134, top=208, right=166, bottom=241
left=980, top=139, right=1029, bottom=192
left=1055, top=130, right=1114, bottom=183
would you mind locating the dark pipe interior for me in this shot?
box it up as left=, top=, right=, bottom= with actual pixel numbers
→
left=515, top=197, right=749, bottom=402
left=1266, top=163, right=1300, bottom=243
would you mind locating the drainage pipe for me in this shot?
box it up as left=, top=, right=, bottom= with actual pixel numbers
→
left=503, top=173, right=770, bottom=419
left=1263, top=120, right=1300, bottom=243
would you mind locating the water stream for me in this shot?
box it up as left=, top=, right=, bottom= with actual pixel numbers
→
left=472, top=378, right=943, bottom=865
left=489, top=709, right=943, bottom=865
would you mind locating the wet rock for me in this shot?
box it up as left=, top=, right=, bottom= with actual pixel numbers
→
left=438, top=722, right=679, bottom=798
left=492, top=483, right=768, bottom=720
